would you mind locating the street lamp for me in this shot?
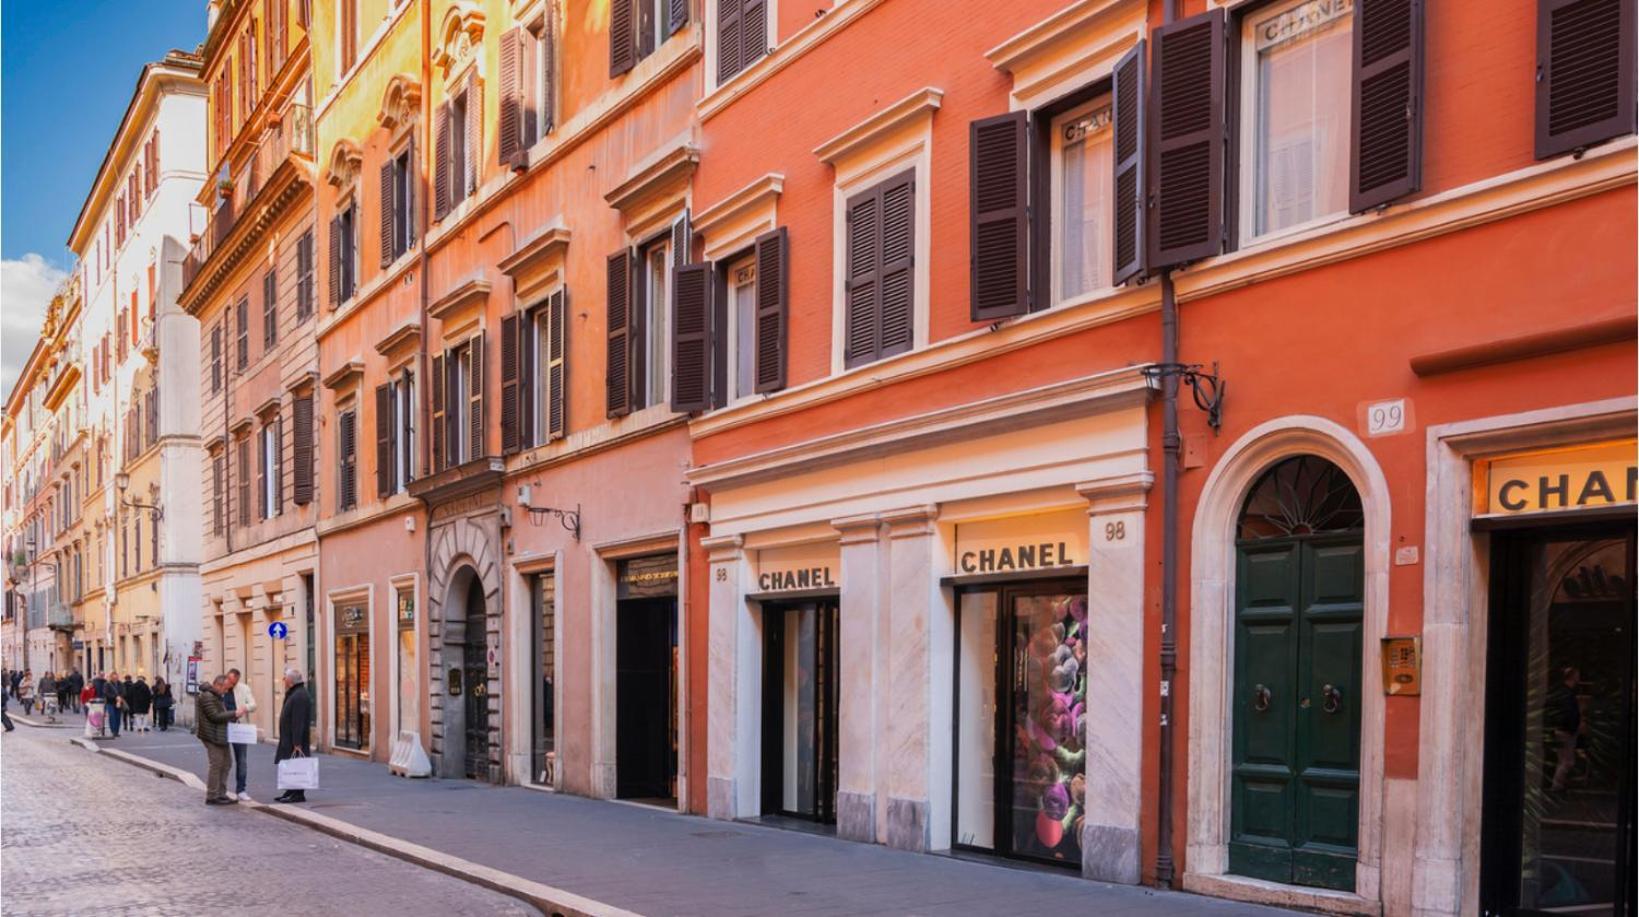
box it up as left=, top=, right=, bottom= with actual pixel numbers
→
left=116, top=473, right=163, bottom=520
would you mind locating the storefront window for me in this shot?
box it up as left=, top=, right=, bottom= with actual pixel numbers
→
left=532, top=572, right=556, bottom=786
left=334, top=602, right=370, bottom=750
left=761, top=601, right=837, bottom=821
left=396, top=588, right=416, bottom=737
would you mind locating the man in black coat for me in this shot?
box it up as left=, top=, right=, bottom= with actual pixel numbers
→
left=273, top=667, right=313, bottom=804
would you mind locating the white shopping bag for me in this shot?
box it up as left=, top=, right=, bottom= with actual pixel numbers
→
left=227, top=723, right=258, bottom=745
left=277, top=754, right=319, bottom=791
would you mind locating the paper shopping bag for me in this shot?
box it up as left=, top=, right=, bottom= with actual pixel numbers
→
left=227, top=723, right=258, bottom=744
left=277, top=755, right=320, bottom=790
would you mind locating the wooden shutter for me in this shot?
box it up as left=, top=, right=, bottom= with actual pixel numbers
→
left=380, top=159, right=396, bottom=266
left=606, top=250, right=633, bottom=417
left=237, top=437, right=252, bottom=528
left=210, top=325, right=222, bottom=391
left=237, top=297, right=250, bottom=367
left=328, top=215, right=343, bottom=305
left=1111, top=40, right=1147, bottom=286
left=671, top=262, right=712, bottom=412
left=521, top=33, right=539, bottom=146
left=741, top=0, right=768, bottom=72
left=1535, top=0, right=1636, bottom=159
left=499, top=28, right=523, bottom=169
left=547, top=290, right=567, bottom=439
left=1148, top=8, right=1226, bottom=269
left=672, top=212, right=692, bottom=269
left=434, top=102, right=452, bottom=220
left=292, top=391, right=314, bottom=505
left=445, top=348, right=461, bottom=465
left=969, top=112, right=1029, bottom=321
left=468, top=335, right=486, bottom=458
left=843, top=188, right=880, bottom=368
left=878, top=172, right=915, bottom=359
left=670, top=0, right=689, bottom=36
left=212, top=454, right=224, bottom=535
left=375, top=383, right=394, bottom=497
left=272, top=417, right=283, bottom=510
left=611, top=0, right=635, bottom=76
left=754, top=227, right=788, bottom=392
left=518, top=309, right=535, bottom=448
left=540, top=23, right=556, bottom=134
left=430, top=353, right=446, bottom=471
left=1350, top=0, right=1424, bottom=212
left=263, top=269, right=278, bottom=347
left=501, top=312, right=521, bottom=454
left=717, top=0, right=743, bottom=84
left=339, top=410, right=357, bottom=511
left=465, top=72, right=482, bottom=197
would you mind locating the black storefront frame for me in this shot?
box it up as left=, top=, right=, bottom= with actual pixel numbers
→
left=614, top=553, right=680, bottom=802
left=1481, top=519, right=1637, bottom=916
left=758, top=596, right=840, bottom=825
left=333, top=601, right=370, bottom=751
left=950, top=576, right=1088, bottom=870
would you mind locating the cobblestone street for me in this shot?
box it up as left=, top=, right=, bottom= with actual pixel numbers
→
left=0, top=728, right=539, bottom=916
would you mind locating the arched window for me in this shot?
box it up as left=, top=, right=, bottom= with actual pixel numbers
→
left=1237, top=455, right=1363, bottom=541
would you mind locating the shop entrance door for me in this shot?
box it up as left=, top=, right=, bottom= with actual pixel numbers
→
left=616, top=597, right=677, bottom=801
left=463, top=577, right=489, bottom=780
left=1229, top=456, right=1364, bottom=891
left=760, top=599, right=839, bottom=823
left=954, top=581, right=1089, bottom=866
left=1482, top=524, right=1636, bottom=916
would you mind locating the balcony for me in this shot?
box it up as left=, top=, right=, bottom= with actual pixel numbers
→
left=182, top=103, right=315, bottom=294
left=47, top=602, right=74, bottom=632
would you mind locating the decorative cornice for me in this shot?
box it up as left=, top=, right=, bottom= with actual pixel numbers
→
left=325, top=140, right=365, bottom=189
left=179, top=159, right=314, bottom=314
left=694, top=172, right=783, bottom=259
left=985, top=0, right=1137, bottom=75
left=322, top=360, right=365, bottom=391
left=604, top=138, right=700, bottom=214
left=496, top=224, right=572, bottom=280
left=378, top=74, right=424, bottom=131
left=427, top=275, right=492, bottom=321
left=813, top=87, right=944, bottom=167
left=434, top=2, right=487, bottom=72
left=374, top=321, right=423, bottom=357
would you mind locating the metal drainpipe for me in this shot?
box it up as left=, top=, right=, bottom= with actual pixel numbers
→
left=1156, top=0, right=1180, bottom=891
left=417, top=0, right=433, bottom=484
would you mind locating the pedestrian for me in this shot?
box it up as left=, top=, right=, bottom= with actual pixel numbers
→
left=37, top=671, right=56, bottom=716
left=223, top=668, right=258, bottom=801
left=195, top=675, right=245, bottom=805
left=273, top=667, right=312, bottom=804
left=2, top=683, right=14, bottom=732
left=79, top=679, right=97, bottom=711
left=101, top=671, right=124, bottom=737
left=57, top=669, right=74, bottom=714
left=152, top=677, right=174, bottom=731
left=17, top=670, right=34, bottom=715
left=127, top=675, right=153, bottom=732
left=9, top=668, right=21, bottom=699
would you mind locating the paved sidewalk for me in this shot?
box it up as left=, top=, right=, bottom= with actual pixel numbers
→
left=64, top=721, right=1295, bottom=917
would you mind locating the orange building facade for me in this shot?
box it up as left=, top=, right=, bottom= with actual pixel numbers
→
left=683, top=0, right=1637, bottom=914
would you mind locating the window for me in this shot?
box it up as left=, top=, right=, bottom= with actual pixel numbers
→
left=330, top=202, right=358, bottom=305
left=375, top=371, right=415, bottom=496
left=715, top=0, right=768, bottom=85
left=434, top=74, right=480, bottom=219
left=262, top=269, right=279, bottom=350
left=450, top=89, right=469, bottom=201
left=611, top=0, right=687, bottom=76
left=381, top=146, right=414, bottom=264
left=433, top=334, right=485, bottom=469
left=843, top=171, right=915, bottom=369
left=236, top=295, right=250, bottom=369
left=640, top=237, right=671, bottom=409
left=334, top=601, right=370, bottom=750
left=1241, top=0, right=1353, bottom=239
left=292, top=391, right=315, bottom=505
left=533, top=26, right=556, bottom=142
left=212, top=452, right=225, bottom=535
left=211, top=324, right=222, bottom=392
left=337, top=408, right=358, bottom=511
left=1050, top=97, right=1114, bottom=303
left=237, top=434, right=252, bottom=528
left=454, top=345, right=472, bottom=460
left=296, top=229, right=315, bottom=321
left=727, top=254, right=757, bottom=401
left=339, top=0, right=359, bottom=74
left=260, top=418, right=282, bottom=519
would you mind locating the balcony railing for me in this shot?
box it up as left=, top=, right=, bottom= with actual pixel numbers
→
left=183, top=103, right=315, bottom=289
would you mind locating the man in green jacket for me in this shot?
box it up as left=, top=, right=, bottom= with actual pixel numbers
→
left=195, top=675, right=244, bottom=805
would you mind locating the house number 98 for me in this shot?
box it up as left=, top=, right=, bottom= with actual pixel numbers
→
left=1105, top=521, right=1126, bottom=541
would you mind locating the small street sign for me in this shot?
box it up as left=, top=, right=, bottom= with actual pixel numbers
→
left=268, top=621, right=289, bottom=640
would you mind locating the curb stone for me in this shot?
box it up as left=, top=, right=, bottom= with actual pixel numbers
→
left=72, top=739, right=636, bottom=917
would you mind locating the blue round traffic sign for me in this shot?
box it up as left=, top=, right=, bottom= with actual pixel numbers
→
left=268, top=622, right=289, bottom=640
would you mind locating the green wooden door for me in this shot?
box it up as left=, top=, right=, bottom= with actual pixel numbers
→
left=1230, top=533, right=1363, bottom=891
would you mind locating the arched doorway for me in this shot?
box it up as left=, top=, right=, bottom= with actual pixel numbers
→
left=440, top=563, right=494, bottom=781
left=1229, top=455, right=1364, bottom=891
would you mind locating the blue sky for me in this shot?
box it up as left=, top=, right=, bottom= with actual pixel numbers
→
left=2, top=0, right=204, bottom=394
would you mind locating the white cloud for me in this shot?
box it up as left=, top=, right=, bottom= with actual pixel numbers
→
left=1, top=253, right=69, bottom=399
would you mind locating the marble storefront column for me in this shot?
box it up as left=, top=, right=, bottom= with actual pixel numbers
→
left=1076, top=472, right=1152, bottom=884
left=703, top=534, right=748, bottom=820
left=881, top=505, right=942, bottom=853
left=832, top=514, right=883, bottom=844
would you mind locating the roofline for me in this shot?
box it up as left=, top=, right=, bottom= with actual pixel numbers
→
left=3, top=339, right=53, bottom=420
left=65, top=51, right=205, bottom=253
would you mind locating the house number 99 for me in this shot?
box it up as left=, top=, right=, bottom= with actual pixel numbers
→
left=1105, top=521, right=1126, bottom=541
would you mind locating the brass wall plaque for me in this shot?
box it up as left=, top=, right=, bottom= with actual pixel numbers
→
left=1381, top=636, right=1421, bottom=696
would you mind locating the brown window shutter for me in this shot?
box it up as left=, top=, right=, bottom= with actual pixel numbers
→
left=1148, top=8, right=1226, bottom=269
left=434, top=102, right=452, bottom=220
left=540, top=23, right=556, bottom=134
left=521, top=32, right=540, bottom=145
left=263, top=269, right=278, bottom=348
left=878, top=172, right=915, bottom=359
left=741, top=0, right=768, bottom=72
left=671, top=212, right=692, bottom=269
left=843, top=188, right=880, bottom=368
left=212, top=454, right=224, bottom=535
left=292, top=392, right=314, bottom=505
left=611, top=0, right=635, bottom=76
left=375, top=383, right=394, bottom=497
left=327, top=215, right=343, bottom=306
left=465, top=71, right=483, bottom=195
left=237, top=296, right=250, bottom=368
left=669, top=0, right=688, bottom=36
left=430, top=353, right=446, bottom=471
left=754, top=226, right=788, bottom=393
left=606, top=250, right=633, bottom=417
left=548, top=289, right=567, bottom=439
left=500, top=28, right=524, bottom=169
left=445, top=348, right=461, bottom=465
left=339, top=410, right=357, bottom=511
left=1111, top=39, right=1147, bottom=286
left=670, top=262, right=712, bottom=412
left=469, top=333, right=486, bottom=458
left=1535, top=0, right=1636, bottom=159
left=1351, top=0, right=1424, bottom=212
left=717, top=0, right=743, bottom=83
left=969, top=111, right=1029, bottom=321
left=380, top=159, right=396, bottom=266
left=210, top=325, right=222, bottom=391
left=518, top=309, right=536, bottom=447
left=501, top=312, right=521, bottom=454
left=238, top=437, right=252, bottom=528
